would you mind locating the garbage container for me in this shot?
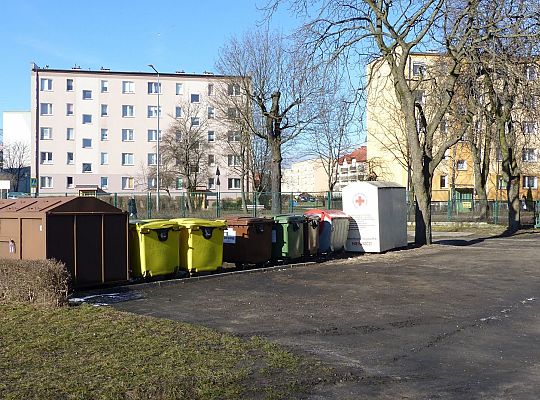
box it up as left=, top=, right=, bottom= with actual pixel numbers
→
left=129, top=219, right=181, bottom=278
left=304, top=209, right=350, bottom=253
left=223, top=217, right=273, bottom=266
left=303, top=214, right=320, bottom=257
left=172, top=218, right=227, bottom=273
left=271, top=214, right=305, bottom=260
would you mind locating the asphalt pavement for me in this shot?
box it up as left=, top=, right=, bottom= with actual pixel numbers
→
left=112, top=231, right=540, bottom=399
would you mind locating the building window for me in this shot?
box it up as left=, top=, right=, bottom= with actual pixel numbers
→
left=66, top=103, right=74, bottom=116
left=227, top=108, right=239, bottom=119
left=440, top=175, right=448, bottom=189
left=40, top=78, right=52, bottom=91
left=497, top=175, right=506, bottom=190
left=82, top=163, right=92, bottom=173
left=40, top=127, right=52, bottom=140
left=208, top=177, right=215, bottom=190
left=228, top=154, right=241, bottom=167
left=147, top=105, right=161, bottom=118
left=122, top=81, right=135, bottom=93
left=122, top=105, right=134, bottom=117
left=227, top=130, right=241, bottom=142
left=122, top=177, right=134, bottom=190
left=122, top=129, right=134, bottom=141
left=208, top=154, right=215, bottom=166
left=228, top=178, right=241, bottom=189
left=526, top=65, right=537, bottom=81
left=191, top=117, right=200, bottom=127
left=228, top=83, right=240, bottom=96
left=147, top=153, right=157, bottom=166
left=207, top=131, right=215, bottom=142
left=208, top=83, right=214, bottom=96
left=414, top=90, right=425, bottom=105
left=176, top=83, right=183, bottom=95
left=176, top=177, right=183, bottom=190
left=456, top=160, right=467, bottom=170
left=101, top=104, right=108, bottom=117
left=440, top=119, right=448, bottom=134
left=40, top=176, right=53, bottom=189
left=147, top=129, right=160, bottom=142
left=101, top=152, right=109, bottom=165
left=66, top=79, right=73, bottom=91
left=82, top=90, right=92, bottom=100
left=67, top=152, right=74, bottom=165
left=101, top=129, right=108, bottom=141
left=100, top=177, right=108, bottom=190
left=148, top=177, right=157, bottom=189
left=82, top=114, right=92, bottom=124
left=40, top=152, right=53, bottom=165
left=190, top=93, right=200, bottom=103
left=523, top=121, right=537, bottom=135
left=66, top=128, right=74, bottom=140
left=40, top=103, right=53, bottom=115
left=67, top=176, right=74, bottom=189
left=208, top=106, right=215, bottom=119
left=101, top=80, right=108, bottom=93
left=82, top=138, right=92, bottom=148
left=522, top=148, right=537, bottom=162
left=147, top=82, right=161, bottom=94
left=122, top=153, right=134, bottom=165
left=412, top=62, right=426, bottom=77
left=175, top=106, right=182, bottom=118
left=523, top=175, right=538, bottom=189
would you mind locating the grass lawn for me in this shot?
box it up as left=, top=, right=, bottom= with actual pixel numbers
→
left=0, top=304, right=331, bottom=400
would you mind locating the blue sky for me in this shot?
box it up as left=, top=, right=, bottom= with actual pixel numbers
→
left=0, top=0, right=301, bottom=129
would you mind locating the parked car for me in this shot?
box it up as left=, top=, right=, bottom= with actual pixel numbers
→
left=7, top=192, right=31, bottom=199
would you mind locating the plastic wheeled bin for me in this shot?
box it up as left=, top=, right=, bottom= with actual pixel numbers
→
left=223, top=217, right=273, bottom=266
left=129, top=219, right=181, bottom=278
left=171, top=218, right=227, bottom=273
left=304, top=209, right=350, bottom=253
left=271, top=214, right=305, bottom=260
left=303, top=214, right=320, bottom=256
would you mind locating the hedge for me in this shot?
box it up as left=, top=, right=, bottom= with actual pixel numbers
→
left=0, top=259, right=70, bottom=307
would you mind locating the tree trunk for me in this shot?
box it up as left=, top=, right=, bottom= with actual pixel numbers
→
left=507, top=175, right=521, bottom=233
left=412, top=164, right=433, bottom=246
left=269, top=136, right=282, bottom=215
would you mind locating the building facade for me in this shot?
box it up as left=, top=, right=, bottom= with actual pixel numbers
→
left=335, top=146, right=368, bottom=191
left=367, top=53, right=540, bottom=202
left=282, top=158, right=329, bottom=193
left=31, top=66, right=247, bottom=195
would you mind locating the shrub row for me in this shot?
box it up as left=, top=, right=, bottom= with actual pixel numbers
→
left=0, top=259, right=70, bottom=307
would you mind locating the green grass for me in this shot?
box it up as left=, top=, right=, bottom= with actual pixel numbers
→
left=0, top=305, right=331, bottom=400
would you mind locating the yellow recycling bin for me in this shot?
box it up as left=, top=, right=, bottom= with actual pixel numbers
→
left=129, top=219, right=182, bottom=278
left=171, top=218, right=227, bottom=273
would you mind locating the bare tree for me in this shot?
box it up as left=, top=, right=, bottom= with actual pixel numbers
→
left=160, top=100, right=209, bottom=209
left=216, top=28, right=320, bottom=214
left=2, top=141, right=30, bottom=191
left=266, top=0, right=538, bottom=244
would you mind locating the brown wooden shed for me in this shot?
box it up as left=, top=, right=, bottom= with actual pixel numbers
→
left=0, top=196, right=128, bottom=288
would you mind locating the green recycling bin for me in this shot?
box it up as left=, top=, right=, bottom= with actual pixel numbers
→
left=271, top=214, right=305, bottom=260
left=129, top=219, right=181, bottom=278
left=171, top=218, right=227, bottom=273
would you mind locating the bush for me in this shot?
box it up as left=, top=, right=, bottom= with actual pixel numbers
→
left=0, top=259, right=70, bottom=307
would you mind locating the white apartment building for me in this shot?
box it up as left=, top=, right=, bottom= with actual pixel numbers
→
left=282, top=158, right=330, bottom=193
left=31, top=66, right=246, bottom=194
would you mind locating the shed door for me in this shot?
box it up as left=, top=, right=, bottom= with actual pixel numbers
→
left=47, top=215, right=75, bottom=282
left=0, top=218, right=20, bottom=259
left=21, top=219, right=45, bottom=259
left=75, top=215, right=102, bottom=286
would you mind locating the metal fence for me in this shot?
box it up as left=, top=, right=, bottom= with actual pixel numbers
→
left=33, top=191, right=537, bottom=226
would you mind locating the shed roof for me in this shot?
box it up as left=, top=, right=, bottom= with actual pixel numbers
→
left=0, top=196, right=124, bottom=214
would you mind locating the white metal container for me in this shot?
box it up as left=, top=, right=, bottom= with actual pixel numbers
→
left=342, top=181, right=407, bottom=253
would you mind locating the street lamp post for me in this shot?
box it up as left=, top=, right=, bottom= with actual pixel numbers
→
left=148, top=64, right=160, bottom=213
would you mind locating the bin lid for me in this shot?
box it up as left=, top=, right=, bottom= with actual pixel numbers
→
left=304, top=209, right=349, bottom=221
left=171, top=218, right=227, bottom=229
left=273, top=214, right=305, bottom=223
left=325, top=210, right=350, bottom=218
left=131, top=219, right=180, bottom=231
left=225, top=216, right=273, bottom=226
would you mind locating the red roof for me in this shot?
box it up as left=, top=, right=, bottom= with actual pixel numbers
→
left=338, top=146, right=367, bottom=165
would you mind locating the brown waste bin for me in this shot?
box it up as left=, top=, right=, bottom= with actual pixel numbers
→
left=223, top=217, right=273, bottom=266
left=303, top=215, right=320, bottom=256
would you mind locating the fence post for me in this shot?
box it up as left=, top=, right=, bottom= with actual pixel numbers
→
left=327, top=191, right=332, bottom=209
left=447, top=197, right=452, bottom=222
left=147, top=192, right=152, bottom=219
left=253, top=192, right=257, bottom=218
left=493, top=200, right=499, bottom=224
left=216, top=192, right=221, bottom=218
left=114, top=193, right=118, bottom=208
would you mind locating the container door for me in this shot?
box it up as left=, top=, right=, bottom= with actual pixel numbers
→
left=21, top=218, right=45, bottom=259
left=47, top=215, right=75, bottom=279
left=75, top=215, right=102, bottom=286
left=0, top=218, right=20, bottom=259
left=103, top=214, right=128, bottom=283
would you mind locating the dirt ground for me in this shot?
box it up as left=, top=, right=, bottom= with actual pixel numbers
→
left=112, top=231, right=540, bottom=399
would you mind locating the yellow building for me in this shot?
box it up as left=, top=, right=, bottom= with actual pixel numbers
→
left=367, top=53, right=540, bottom=202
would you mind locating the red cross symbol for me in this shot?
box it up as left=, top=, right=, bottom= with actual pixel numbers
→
left=355, top=195, right=366, bottom=207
